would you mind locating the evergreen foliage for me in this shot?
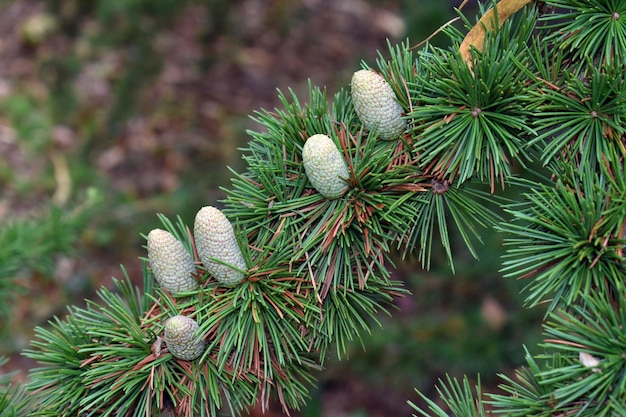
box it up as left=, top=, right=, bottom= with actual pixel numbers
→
left=0, top=357, right=30, bottom=417
left=0, top=203, right=93, bottom=322
left=407, top=0, right=626, bottom=415
left=2, top=0, right=625, bottom=416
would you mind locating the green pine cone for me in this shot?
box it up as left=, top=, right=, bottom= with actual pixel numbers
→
left=147, top=229, right=199, bottom=294
left=164, top=315, right=205, bottom=361
left=302, top=134, right=350, bottom=199
left=194, top=206, right=247, bottom=287
left=350, top=69, right=405, bottom=140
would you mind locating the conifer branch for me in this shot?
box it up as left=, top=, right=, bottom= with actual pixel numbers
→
left=14, top=1, right=626, bottom=416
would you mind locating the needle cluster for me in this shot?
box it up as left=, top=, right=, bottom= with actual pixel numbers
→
left=16, top=1, right=626, bottom=416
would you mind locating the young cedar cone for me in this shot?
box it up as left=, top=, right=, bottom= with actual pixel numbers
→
left=302, top=134, right=350, bottom=199
left=164, top=315, right=205, bottom=361
left=194, top=206, right=247, bottom=287
left=350, top=69, right=406, bottom=140
left=147, top=229, right=199, bottom=294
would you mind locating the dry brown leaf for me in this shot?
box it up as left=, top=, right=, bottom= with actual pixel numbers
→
left=460, top=0, right=533, bottom=69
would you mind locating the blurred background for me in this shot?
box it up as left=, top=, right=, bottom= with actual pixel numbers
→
left=0, top=0, right=544, bottom=416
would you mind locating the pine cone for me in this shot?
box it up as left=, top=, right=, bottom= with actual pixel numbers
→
left=164, top=315, right=205, bottom=361
left=147, top=229, right=199, bottom=294
left=302, top=134, right=349, bottom=199
left=194, top=206, right=247, bottom=287
left=350, top=69, right=405, bottom=140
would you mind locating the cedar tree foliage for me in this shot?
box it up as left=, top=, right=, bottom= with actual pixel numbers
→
left=3, top=0, right=625, bottom=416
